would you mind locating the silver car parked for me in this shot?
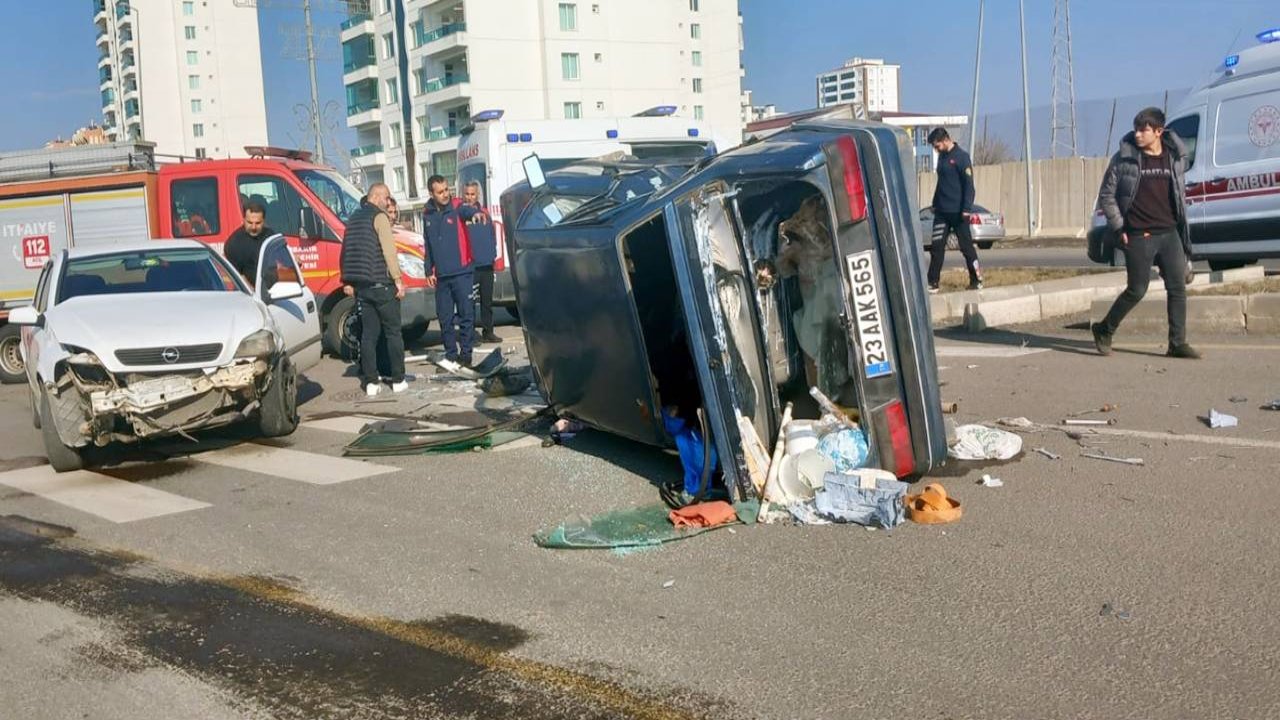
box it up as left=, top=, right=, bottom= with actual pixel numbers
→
left=919, top=205, right=1006, bottom=251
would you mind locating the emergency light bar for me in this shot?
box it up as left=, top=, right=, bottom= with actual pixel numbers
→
left=471, top=109, right=504, bottom=122
left=1259, top=28, right=1280, bottom=43
left=1225, top=54, right=1240, bottom=68
left=635, top=105, right=677, bottom=117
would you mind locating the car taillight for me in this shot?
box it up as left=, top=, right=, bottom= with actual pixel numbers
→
left=885, top=400, right=916, bottom=478
left=968, top=214, right=982, bottom=225
left=834, top=135, right=868, bottom=223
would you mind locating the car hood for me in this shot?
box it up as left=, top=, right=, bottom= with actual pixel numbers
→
left=46, top=292, right=269, bottom=373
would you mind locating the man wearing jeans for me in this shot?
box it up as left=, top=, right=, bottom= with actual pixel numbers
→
left=423, top=175, right=486, bottom=367
left=463, top=181, right=501, bottom=344
left=1092, top=107, right=1200, bottom=360
left=339, top=183, right=408, bottom=395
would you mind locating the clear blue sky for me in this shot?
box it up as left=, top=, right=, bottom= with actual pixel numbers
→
left=2, top=0, right=1276, bottom=154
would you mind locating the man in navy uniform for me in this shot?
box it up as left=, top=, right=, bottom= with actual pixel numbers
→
left=924, top=127, right=984, bottom=293
left=423, top=176, right=487, bottom=367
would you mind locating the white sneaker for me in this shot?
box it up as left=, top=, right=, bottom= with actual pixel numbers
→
left=365, top=383, right=381, bottom=397
left=391, top=380, right=409, bottom=393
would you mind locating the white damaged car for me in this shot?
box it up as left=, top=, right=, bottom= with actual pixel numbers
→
left=10, top=237, right=321, bottom=472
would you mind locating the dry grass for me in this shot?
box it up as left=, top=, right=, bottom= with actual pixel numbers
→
left=937, top=267, right=1110, bottom=292
left=1189, top=277, right=1280, bottom=296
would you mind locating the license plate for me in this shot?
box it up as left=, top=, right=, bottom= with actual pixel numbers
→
left=844, top=250, right=893, bottom=379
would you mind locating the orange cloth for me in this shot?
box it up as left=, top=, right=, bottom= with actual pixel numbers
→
left=669, top=501, right=738, bottom=529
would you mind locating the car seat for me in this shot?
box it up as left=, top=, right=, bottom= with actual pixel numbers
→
left=146, top=262, right=209, bottom=292
left=61, top=274, right=108, bottom=301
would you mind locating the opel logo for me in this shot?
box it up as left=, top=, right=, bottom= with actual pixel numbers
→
left=161, top=347, right=181, bottom=364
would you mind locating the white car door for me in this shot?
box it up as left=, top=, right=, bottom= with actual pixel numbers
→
left=256, top=234, right=322, bottom=372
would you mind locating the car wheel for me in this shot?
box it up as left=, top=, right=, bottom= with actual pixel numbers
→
left=402, top=320, right=430, bottom=344
left=258, top=356, right=299, bottom=438
left=977, top=241, right=994, bottom=250
left=40, top=390, right=84, bottom=473
left=1207, top=259, right=1249, bottom=272
left=0, top=324, right=25, bottom=385
left=322, top=296, right=359, bottom=361
left=30, top=385, right=41, bottom=429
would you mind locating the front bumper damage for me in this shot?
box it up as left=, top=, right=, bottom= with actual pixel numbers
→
left=48, top=353, right=272, bottom=448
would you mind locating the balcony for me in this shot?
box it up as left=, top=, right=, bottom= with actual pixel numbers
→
left=341, top=12, right=371, bottom=31
left=346, top=100, right=381, bottom=127
left=349, top=143, right=385, bottom=168
left=101, top=89, right=115, bottom=108
left=93, top=0, right=107, bottom=21
left=124, top=100, right=139, bottom=118
left=342, top=35, right=377, bottom=80
left=340, top=12, right=373, bottom=42
left=414, top=22, right=466, bottom=56
left=98, top=67, right=112, bottom=86
left=96, top=27, right=109, bottom=48
left=420, top=73, right=470, bottom=105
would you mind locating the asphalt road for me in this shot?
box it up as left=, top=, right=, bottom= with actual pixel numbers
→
left=3, top=319, right=1280, bottom=719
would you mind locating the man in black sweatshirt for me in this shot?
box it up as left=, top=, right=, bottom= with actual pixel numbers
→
left=925, top=127, right=983, bottom=293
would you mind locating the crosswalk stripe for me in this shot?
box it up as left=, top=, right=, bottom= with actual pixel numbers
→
left=0, top=465, right=210, bottom=524
left=300, top=415, right=383, bottom=434
left=935, top=345, right=1050, bottom=358
left=192, top=444, right=399, bottom=485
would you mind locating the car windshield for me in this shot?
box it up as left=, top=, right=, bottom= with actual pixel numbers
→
left=555, top=163, right=689, bottom=225
left=295, top=168, right=363, bottom=223
left=57, top=248, right=244, bottom=303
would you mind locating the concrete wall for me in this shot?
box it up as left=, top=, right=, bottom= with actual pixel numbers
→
left=917, top=156, right=1109, bottom=238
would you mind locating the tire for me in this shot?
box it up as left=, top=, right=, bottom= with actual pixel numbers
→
left=258, top=356, right=299, bottom=438
left=977, top=241, right=994, bottom=250
left=322, top=295, right=359, bottom=361
left=503, top=304, right=520, bottom=321
left=40, top=390, right=84, bottom=473
left=0, top=324, right=25, bottom=385
left=1207, top=259, right=1249, bottom=272
left=402, top=320, right=429, bottom=344
left=30, top=386, right=41, bottom=429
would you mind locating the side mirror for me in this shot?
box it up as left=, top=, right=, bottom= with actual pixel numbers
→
left=267, top=281, right=304, bottom=303
left=8, top=305, right=41, bottom=327
left=299, top=206, right=320, bottom=241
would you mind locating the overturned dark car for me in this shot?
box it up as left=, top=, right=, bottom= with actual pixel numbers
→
left=501, top=121, right=947, bottom=500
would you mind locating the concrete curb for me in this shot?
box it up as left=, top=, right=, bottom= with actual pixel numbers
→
left=935, top=264, right=1269, bottom=331
left=1088, top=292, right=1279, bottom=335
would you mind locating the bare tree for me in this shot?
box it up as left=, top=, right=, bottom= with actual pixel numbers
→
left=971, top=119, right=1015, bottom=166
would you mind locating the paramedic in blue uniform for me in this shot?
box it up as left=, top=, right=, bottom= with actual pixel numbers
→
left=462, top=180, right=501, bottom=344
left=925, top=127, right=984, bottom=293
left=423, top=175, right=486, bottom=367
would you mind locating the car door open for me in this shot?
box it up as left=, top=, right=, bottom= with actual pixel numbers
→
left=256, top=234, right=322, bottom=371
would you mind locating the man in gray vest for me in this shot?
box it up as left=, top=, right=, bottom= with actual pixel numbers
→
left=340, top=183, right=407, bottom=396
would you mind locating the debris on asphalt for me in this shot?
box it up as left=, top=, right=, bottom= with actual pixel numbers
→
left=1229, top=396, right=1249, bottom=404
left=1099, top=603, right=1133, bottom=621
left=817, top=427, right=870, bottom=473
left=1081, top=452, right=1145, bottom=467
left=478, top=368, right=533, bottom=397
left=1063, top=418, right=1117, bottom=426
left=906, top=483, right=963, bottom=525
left=804, top=469, right=908, bottom=528
left=978, top=474, right=1004, bottom=488
left=433, top=349, right=509, bottom=380
left=1067, top=403, right=1117, bottom=418
left=669, top=501, right=738, bottom=529
left=949, top=424, right=1023, bottom=461
left=966, top=364, right=980, bottom=370
left=940, top=401, right=959, bottom=415
left=533, top=501, right=756, bottom=549
left=1264, top=399, right=1280, bottom=412
left=662, top=580, right=676, bottom=589
left=1208, top=409, right=1240, bottom=429
left=997, top=416, right=1037, bottom=430
left=550, top=418, right=587, bottom=443
left=344, top=412, right=547, bottom=457
left=1033, top=447, right=1061, bottom=460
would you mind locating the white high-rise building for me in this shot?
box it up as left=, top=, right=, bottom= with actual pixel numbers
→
left=816, top=57, right=900, bottom=113
left=342, top=0, right=744, bottom=206
left=94, top=0, right=268, bottom=158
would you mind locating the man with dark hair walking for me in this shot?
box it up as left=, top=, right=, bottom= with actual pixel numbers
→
left=340, top=183, right=408, bottom=396
left=423, top=175, right=487, bottom=367
left=925, top=127, right=983, bottom=293
left=1092, top=107, right=1200, bottom=360
left=224, top=201, right=275, bottom=288
left=462, top=180, right=501, bottom=344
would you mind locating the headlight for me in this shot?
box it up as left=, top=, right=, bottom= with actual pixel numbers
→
left=235, top=329, right=277, bottom=358
left=397, top=252, right=427, bottom=279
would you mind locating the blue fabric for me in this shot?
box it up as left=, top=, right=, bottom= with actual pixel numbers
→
left=818, top=428, right=870, bottom=473
left=662, top=412, right=719, bottom=496
left=467, top=217, right=498, bottom=266
left=435, top=272, right=475, bottom=361
left=813, top=472, right=909, bottom=528
left=423, top=198, right=480, bottom=278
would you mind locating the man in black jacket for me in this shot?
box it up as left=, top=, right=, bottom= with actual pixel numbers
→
left=1092, top=108, right=1200, bottom=359
left=340, top=183, right=408, bottom=395
left=223, top=202, right=275, bottom=288
left=925, top=127, right=983, bottom=293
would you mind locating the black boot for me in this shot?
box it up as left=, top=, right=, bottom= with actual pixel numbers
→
left=1090, top=322, right=1113, bottom=356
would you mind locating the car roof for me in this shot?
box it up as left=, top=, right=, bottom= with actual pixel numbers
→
left=64, top=239, right=209, bottom=259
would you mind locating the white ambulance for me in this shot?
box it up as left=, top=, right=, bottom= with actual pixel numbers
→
left=1161, top=29, right=1280, bottom=270
left=454, top=108, right=721, bottom=267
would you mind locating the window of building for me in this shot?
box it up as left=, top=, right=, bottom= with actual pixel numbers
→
left=170, top=177, right=219, bottom=237
left=594, top=52, right=602, bottom=62
left=596, top=101, right=605, bottom=111
left=184, top=26, right=196, bottom=39
left=194, top=148, right=207, bottom=159
left=186, top=50, right=198, bottom=65
left=692, top=78, right=703, bottom=93
left=691, top=50, right=702, bottom=67
left=564, top=102, right=582, bottom=119
left=433, top=151, right=457, bottom=190
left=237, top=174, right=315, bottom=236
left=188, top=74, right=200, bottom=90
left=380, top=0, right=391, bottom=14
left=591, top=3, right=599, bottom=13
left=381, top=32, right=395, bottom=60
left=559, top=3, right=577, bottom=31
left=414, top=68, right=427, bottom=95
left=193, top=123, right=204, bottom=137
left=561, top=53, right=580, bottom=81
left=689, top=0, right=699, bottom=10
left=690, top=23, right=700, bottom=39
left=694, top=105, right=704, bottom=120
left=183, top=1, right=193, bottom=15
left=388, top=121, right=402, bottom=149
left=191, top=99, right=202, bottom=113
left=392, top=167, right=405, bottom=193
left=385, top=78, right=399, bottom=105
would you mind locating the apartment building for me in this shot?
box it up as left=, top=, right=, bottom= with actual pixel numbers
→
left=93, top=0, right=268, bottom=158
left=816, top=57, right=900, bottom=113
left=342, top=0, right=743, bottom=207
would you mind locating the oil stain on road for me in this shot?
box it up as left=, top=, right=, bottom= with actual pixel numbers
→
left=0, top=515, right=723, bottom=720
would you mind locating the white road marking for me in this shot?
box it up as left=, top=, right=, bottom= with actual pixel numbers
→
left=935, top=345, right=1049, bottom=358
left=0, top=466, right=210, bottom=523
left=300, top=415, right=383, bottom=434
left=192, top=444, right=399, bottom=485
left=1086, top=427, right=1280, bottom=452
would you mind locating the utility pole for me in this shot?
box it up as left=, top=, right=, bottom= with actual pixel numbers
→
left=1050, top=0, right=1078, bottom=158
left=1018, top=0, right=1036, bottom=235
left=302, top=0, right=324, bottom=162
left=968, top=0, right=985, bottom=150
